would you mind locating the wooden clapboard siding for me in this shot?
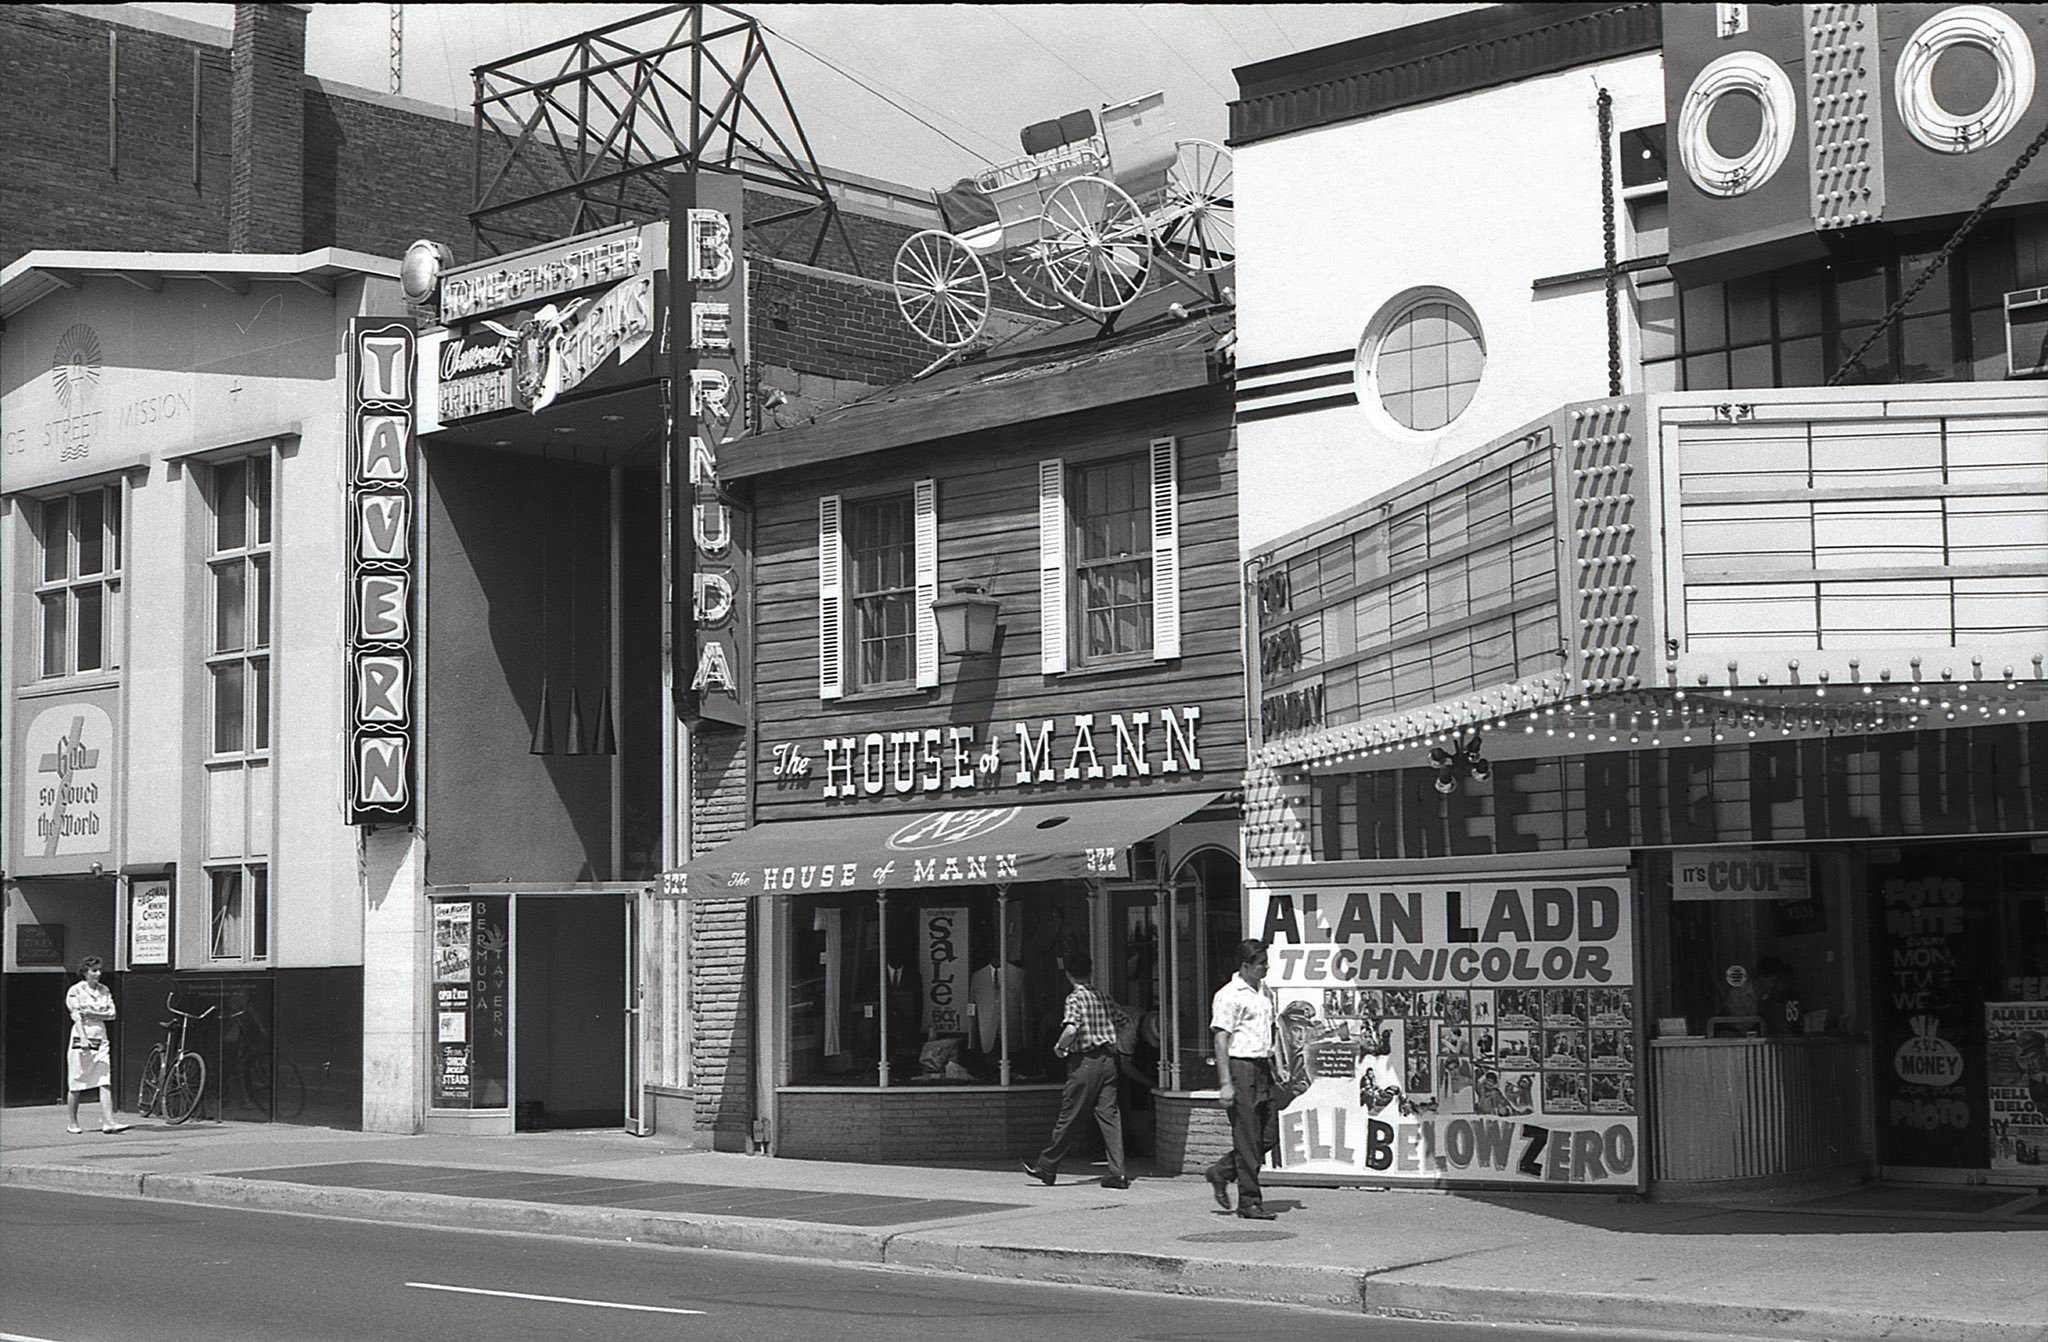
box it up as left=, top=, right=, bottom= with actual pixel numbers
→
left=749, top=384, right=1243, bottom=821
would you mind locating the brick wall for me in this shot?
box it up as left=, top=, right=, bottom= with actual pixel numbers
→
left=1, top=7, right=232, bottom=263
left=778, top=1089, right=1065, bottom=1162
left=228, top=2, right=303, bottom=251
left=689, top=722, right=752, bottom=1148
left=751, top=258, right=934, bottom=387
left=303, top=85, right=478, bottom=264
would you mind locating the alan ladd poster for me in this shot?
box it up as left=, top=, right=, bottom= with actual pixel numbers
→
left=1248, top=876, right=1640, bottom=1189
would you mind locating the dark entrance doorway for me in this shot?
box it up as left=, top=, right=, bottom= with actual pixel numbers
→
left=514, top=893, right=627, bottom=1129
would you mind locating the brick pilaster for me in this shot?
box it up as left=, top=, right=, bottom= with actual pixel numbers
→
left=229, top=3, right=307, bottom=251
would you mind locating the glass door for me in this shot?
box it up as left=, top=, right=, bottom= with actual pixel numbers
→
left=625, top=890, right=648, bottom=1135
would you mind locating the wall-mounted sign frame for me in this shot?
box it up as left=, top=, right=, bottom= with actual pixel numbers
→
left=437, top=223, right=645, bottom=324
left=15, top=923, right=67, bottom=967
left=668, top=170, right=751, bottom=727
left=345, top=318, right=419, bottom=825
left=126, top=865, right=175, bottom=967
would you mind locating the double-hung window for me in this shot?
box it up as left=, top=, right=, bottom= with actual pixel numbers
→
left=209, top=864, right=269, bottom=961
left=849, top=495, right=916, bottom=690
left=1038, top=438, right=1180, bottom=673
left=817, top=482, right=937, bottom=698
left=1074, top=456, right=1154, bottom=660
left=203, top=453, right=273, bottom=964
left=33, top=483, right=122, bottom=678
left=208, top=456, right=272, bottom=757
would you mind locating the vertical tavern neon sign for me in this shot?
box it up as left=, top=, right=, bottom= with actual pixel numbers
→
left=669, top=172, right=750, bottom=725
left=346, top=318, right=418, bottom=823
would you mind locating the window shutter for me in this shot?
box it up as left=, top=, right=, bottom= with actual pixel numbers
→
left=1038, top=459, right=1067, bottom=675
left=818, top=494, right=844, bottom=699
left=914, top=478, right=939, bottom=689
left=1150, top=436, right=1181, bottom=661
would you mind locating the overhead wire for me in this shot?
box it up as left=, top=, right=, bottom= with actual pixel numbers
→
left=760, top=21, right=1005, bottom=166
left=1258, top=5, right=1298, bottom=49
left=987, top=5, right=1115, bottom=101
left=1125, top=5, right=1231, bottom=102
left=1194, top=5, right=1259, bottom=63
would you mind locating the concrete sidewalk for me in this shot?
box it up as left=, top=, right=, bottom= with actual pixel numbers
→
left=3, top=1107, right=2044, bottom=1342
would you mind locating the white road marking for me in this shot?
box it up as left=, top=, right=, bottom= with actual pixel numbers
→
left=404, top=1282, right=706, bottom=1315
left=2, top=1332, right=74, bottom=1342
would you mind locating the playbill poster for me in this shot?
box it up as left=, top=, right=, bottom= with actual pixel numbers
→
left=1247, top=876, right=1641, bottom=1189
left=1986, top=1001, right=2048, bottom=1172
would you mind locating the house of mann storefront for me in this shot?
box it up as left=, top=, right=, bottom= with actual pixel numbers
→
left=673, top=308, right=1249, bottom=1166
left=1244, top=386, right=2047, bottom=1193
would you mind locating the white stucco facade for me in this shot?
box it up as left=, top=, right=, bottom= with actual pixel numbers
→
left=1235, top=51, right=1663, bottom=553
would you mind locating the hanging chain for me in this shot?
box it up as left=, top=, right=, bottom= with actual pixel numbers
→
left=1829, top=117, right=2048, bottom=385
left=1598, top=88, right=1622, bottom=398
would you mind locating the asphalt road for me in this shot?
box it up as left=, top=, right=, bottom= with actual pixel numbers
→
left=2, top=1187, right=1639, bottom=1342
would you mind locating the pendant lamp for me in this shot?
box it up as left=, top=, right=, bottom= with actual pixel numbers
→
left=590, top=686, right=617, bottom=756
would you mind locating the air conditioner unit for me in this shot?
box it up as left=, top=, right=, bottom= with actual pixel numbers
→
left=2009, top=287, right=2048, bottom=378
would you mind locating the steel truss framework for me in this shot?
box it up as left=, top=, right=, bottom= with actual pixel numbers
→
left=470, top=3, right=858, bottom=268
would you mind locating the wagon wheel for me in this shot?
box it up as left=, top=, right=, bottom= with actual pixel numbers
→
left=892, top=230, right=991, bottom=350
left=1040, top=175, right=1154, bottom=316
left=1160, top=139, right=1235, bottom=273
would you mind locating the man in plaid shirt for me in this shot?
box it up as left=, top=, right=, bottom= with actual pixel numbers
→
left=1023, top=950, right=1132, bottom=1189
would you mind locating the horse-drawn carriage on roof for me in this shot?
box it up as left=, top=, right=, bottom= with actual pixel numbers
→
left=891, top=90, right=1235, bottom=352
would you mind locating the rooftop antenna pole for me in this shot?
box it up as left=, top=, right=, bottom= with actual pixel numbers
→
left=389, top=4, right=403, bottom=96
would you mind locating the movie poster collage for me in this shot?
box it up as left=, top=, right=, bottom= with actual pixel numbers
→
left=1298, top=985, right=1637, bottom=1119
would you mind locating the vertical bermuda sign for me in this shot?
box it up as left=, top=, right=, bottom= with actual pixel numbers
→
left=668, top=171, right=751, bottom=726
left=346, top=318, right=418, bottom=824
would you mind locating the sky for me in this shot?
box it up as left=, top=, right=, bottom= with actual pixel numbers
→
left=119, top=2, right=1480, bottom=188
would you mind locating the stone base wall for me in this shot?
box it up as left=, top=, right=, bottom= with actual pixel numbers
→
left=1154, top=1092, right=1234, bottom=1176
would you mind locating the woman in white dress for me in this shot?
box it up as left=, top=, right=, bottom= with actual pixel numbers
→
left=65, top=956, right=128, bottom=1134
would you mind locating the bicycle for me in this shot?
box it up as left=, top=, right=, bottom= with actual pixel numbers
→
left=138, top=994, right=215, bottom=1124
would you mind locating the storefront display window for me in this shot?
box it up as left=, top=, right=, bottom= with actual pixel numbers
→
left=1643, top=848, right=1860, bottom=1040
left=785, top=885, right=1087, bottom=1086
left=1862, top=844, right=2048, bottom=1171
left=780, top=865, right=1252, bottom=1094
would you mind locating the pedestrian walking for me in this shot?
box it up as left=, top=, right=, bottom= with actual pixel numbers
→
left=1022, top=950, right=1132, bottom=1189
left=1205, top=939, right=1278, bottom=1219
left=65, top=956, right=129, bottom=1135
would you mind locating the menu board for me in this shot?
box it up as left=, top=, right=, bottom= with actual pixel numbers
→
left=431, top=897, right=510, bottom=1109
left=1873, top=872, right=1987, bottom=1168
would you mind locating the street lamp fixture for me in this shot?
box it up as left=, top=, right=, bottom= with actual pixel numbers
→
left=1430, top=735, right=1490, bottom=794
left=931, top=582, right=1001, bottom=659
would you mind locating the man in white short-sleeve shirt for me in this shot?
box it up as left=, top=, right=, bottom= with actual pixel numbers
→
left=1204, top=939, right=1279, bottom=1219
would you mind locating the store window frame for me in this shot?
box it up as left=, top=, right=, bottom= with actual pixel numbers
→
left=777, top=848, right=1242, bottom=1096
left=31, top=480, right=123, bottom=680
left=205, top=454, right=274, bottom=761
left=1671, top=214, right=2048, bottom=390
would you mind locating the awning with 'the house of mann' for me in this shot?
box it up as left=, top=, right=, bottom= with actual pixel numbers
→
left=664, top=791, right=1224, bottom=898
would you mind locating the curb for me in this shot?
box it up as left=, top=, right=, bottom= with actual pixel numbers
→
left=1363, top=1281, right=2048, bottom=1342
left=9, top=1164, right=2044, bottom=1342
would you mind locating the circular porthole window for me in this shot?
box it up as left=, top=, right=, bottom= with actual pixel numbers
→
left=1358, top=291, right=1486, bottom=434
